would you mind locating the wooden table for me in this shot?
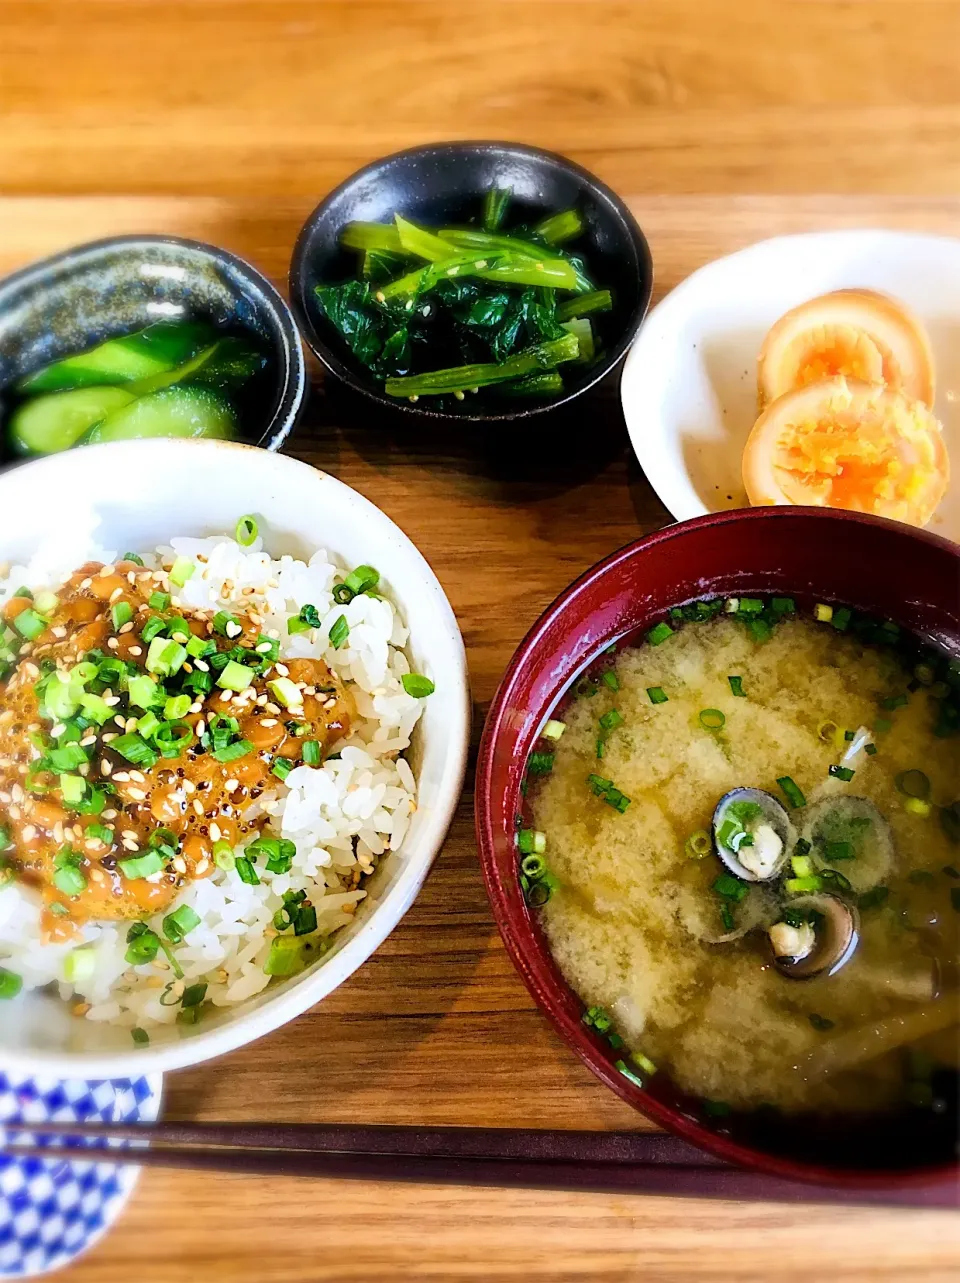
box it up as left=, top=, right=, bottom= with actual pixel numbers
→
left=2, top=5, right=960, bottom=1280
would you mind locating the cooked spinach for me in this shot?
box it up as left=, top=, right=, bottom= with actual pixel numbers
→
left=315, top=189, right=613, bottom=404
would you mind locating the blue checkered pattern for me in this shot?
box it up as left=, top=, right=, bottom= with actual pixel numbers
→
left=0, top=1070, right=162, bottom=1279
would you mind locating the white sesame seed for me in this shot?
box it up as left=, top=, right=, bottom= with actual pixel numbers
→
left=173, top=856, right=187, bottom=874
left=127, top=787, right=146, bottom=801
left=122, top=838, right=138, bottom=851
left=194, top=659, right=209, bottom=672
left=79, top=735, right=97, bottom=748
left=193, top=799, right=204, bottom=815
left=100, top=759, right=113, bottom=775
left=20, top=825, right=36, bottom=842
left=112, top=771, right=131, bottom=783
left=129, top=770, right=146, bottom=784
left=210, top=822, right=222, bottom=841
left=274, top=662, right=289, bottom=677
left=224, top=778, right=239, bottom=792
left=102, top=809, right=118, bottom=820
left=119, top=621, right=134, bottom=634
left=51, top=625, right=67, bottom=639
left=260, top=718, right=278, bottom=728
left=106, top=637, right=119, bottom=650
left=129, top=645, right=143, bottom=657
left=109, top=587, right=123, bottom=603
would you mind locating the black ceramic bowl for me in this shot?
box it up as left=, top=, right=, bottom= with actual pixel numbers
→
left=289, top=141, right=653, bottom=423
left=0, top=235, right=306, bottom=463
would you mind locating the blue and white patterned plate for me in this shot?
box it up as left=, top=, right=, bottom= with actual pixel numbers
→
left=0, top=1070, right=163, bottom=1279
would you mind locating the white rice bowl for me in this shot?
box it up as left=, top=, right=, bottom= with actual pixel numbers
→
left=0, top=524, right=427, bottom=1041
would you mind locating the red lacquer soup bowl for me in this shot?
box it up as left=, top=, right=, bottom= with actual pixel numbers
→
left=476, top=507, right=960, bottom=1191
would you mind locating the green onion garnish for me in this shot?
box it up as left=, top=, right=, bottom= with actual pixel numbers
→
left=517, top=829, right=546, bottom=855
left=777, top=776, right=806, bottom=808
left=272, top=757, right=293, bottom=781
left=646, top=622, right=673, bottom=646
left=140, top=616, right=166, bottom=644
left=541, top=719, right=565, bottom=741
left=213, top=610, right=240, bottom=636
left=217, top=659, right=254, bottom=692
left=328, top=615, right=349, bottom=649
left=212, top=739, right=254, bottom=764
left=727, top=676, right=745, bottom=698
left=685, top=830, right=711, bottom=858
left=59, top=774, right=86, bottom=807
left=599, top=709, right=623, bottom=732
left=699, top=708, right=725, bottom=731
left=263, top=935, right=306, bottom=976
left=736, top=598, right=763, bottom=616
left=164, top=693, right=191, bottom=721
left=824, top=841, right=854, bottom=861
left=235, top=855, right=260, bottom=885
left=12, top=608, right=47, bottom=641
left=235, top=515, right=259, bottom=546
left=169, top=557, right=194, bottom=588
left=53, top=864, right=87, bottom=895
left=145, top=637, right=187, bottom=678
left=131, top=1027, right=150, bottom=1045
left=212, top=839, right=235, bottom=871
left=896, top=769, right=931, bottom=800
left=119, top=850, right=164, bottom=880
left=122, top=552, right=145, bottom=566
left=162, top=905, right=201, bottom=943
left=713, top=874, right=749, bottom=902
left=302, top=740, right=321, bottom=765
left=785, top=875, right=823, bottom=894
left=111, top=733, right=158, bottom=769
left=527, top=751, right=555, bottom=776
left=401, top=673, right=435, bottom=698
left=520, top=853, right=547, bottom=879
left=148, top=590, right=170, bottom=612
left=344, top=564, right=380, bottom=596
left=865, top=743, right=878, bottom=756
left=829, top=765, right=855, bottom=782
left=601, top=671, right=620, bottom=692
left=771, top=597, right=795, bottom=614
left=110, top=600, right=133, bottom=631
left=747, top=619, right=772, bottom=643
left=0, top=967, right=23, bottom=999
left=646, top=686, right=668, bottom=705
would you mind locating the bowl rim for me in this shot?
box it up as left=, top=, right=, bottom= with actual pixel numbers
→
left=0, top=439, right=471, bottom=1076
left=475, top=505, right=960, bottom=1189
left=0, top=233, right=307, bottom=452
left=288, top=139, right=654, bottom=423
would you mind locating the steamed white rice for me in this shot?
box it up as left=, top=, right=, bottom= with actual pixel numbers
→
left=0, top=520, right=425, bottom=1037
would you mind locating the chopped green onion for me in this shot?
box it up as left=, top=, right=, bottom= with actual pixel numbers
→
left=235, top=515, right=259, bottom=546
left=400, top=673, right=434, bottom=698
left=829, top=765, right=855, bottom=782
left=216, top=660, right=254, bottom=692
left=809, top=1013, right=835, bottom=1032
left=148, top=590, right=170, bottom=612
left=517, top=829, right=547, bottom=856
left=699, top=708, right=725, bottom=731
left=904, top=797, right=932, bottom=818
left=272, top=757, right=293, bottom=781
left=344, top=565, right=380, bottom=596
left=865, top=743, right=878, bottom=756
left=301, top=740, right=321, bottom=766
left=0, top=967, right=23, bottom=999
left=63, top=945, right=96, bottom=985
left=520, top=853, right=547, bottom=879
left=267, top=677, right=303, bottom=709
left=614, top=1059, right=646, bottom=1090
left=127, top=674, right=159, bottom=710
left=163, top=694, right=191, bottom=721
left=213, top=610, right=241, bottom=636
left=527, top=751, right=555, bottom=776
left=140, top=616, right=166, bottom=644
left=771, top=597, right=795, bottom=614
left=747, top=618, right=772, bottom=643
left=212, top=739, right=254, bottom=764
left=646, top=686, right=668, bottom=705
left=685, top=830, right=711, bottom=859
left=169, top=557, right=195, bottom=587
left=727, top=676, right=746, bottom=698
left=110, top=600, right=133, bottom=631
left=111, top=733, right=158, bottom=769
left=235, top=855, right=260, bottom=885
left=213, top=839, right=235, bottom=871
left=119, top=850, right=164, bottom=880
left=541, top=719, right=566, bottom=741
left=131, top=1027, right=150, bottom=1045
left=328, top=615, right=349, bottom=649
left=163, top=904, right=201, bottom=943
left=145, top=637, right=187, bottom=677
left=122, top=552, right=144, bottom=566
left=263, top=935, right=307, bottom=976
left=583, top=1006, right=612, bottom=1033
left=646, top=622, right=673, bottom=646
left=135, top=711, right=160, bottom=740
left=599, top=709, right=623, bottom=732
left=180, top=981, right=207, bottom=1008
left=713, top=874, right=749, bottom=902
left=12, top=608, right=47, bottom=640
left=59, top=775, right=86, bottom=807
left=896, top=770, right=931, bottom=800
left=777, top=776, right=806, bottom=808
left=814, top=603, right=833, bottom=622
left=736, top=598, right=764, bottom=616
left=46, top=744, right=88, bottom=772
left=53, top=864, right=87, bottom=895
left=785, top=875, right=823, bottom=894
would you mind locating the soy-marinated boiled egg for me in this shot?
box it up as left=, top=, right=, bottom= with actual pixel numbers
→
left=757, top=289, right=935, bottom=408
left=742, top=376, right=949, bottom=528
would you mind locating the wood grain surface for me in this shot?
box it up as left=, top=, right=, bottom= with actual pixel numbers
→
left=3, top=2, right=960, bottom=1279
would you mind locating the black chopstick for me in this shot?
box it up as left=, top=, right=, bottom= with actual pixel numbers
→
left=2, top=1121, right=956, bottom=1207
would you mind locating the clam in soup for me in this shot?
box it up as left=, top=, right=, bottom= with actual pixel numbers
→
left=522, top=597, right=959, bottom=1133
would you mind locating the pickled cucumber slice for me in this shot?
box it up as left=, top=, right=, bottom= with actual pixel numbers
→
left=17, top=321, right=216, bottom=394
left=84, top=386, right=236, bottom=444
left=8, top=386, right=137, bottom=455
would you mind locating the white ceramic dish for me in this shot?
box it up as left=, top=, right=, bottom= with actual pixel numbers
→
left=621, top=229, right=960, bottom=544
left=0, top=440, right=470, bottom=1077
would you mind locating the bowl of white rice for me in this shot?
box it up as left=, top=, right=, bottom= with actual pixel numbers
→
left=0, top=439, right=469, bottom=1075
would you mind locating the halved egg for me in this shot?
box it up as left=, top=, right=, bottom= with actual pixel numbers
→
left=742, top=377, right=949, bottom=528
left=758, top=289, right=935, bottom=408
